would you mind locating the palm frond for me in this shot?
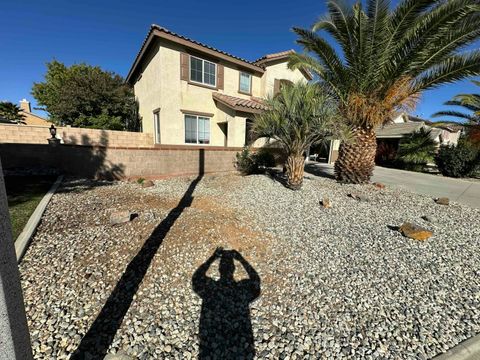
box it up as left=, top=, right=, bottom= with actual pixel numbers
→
left=413, top=51, right=480, bottom=92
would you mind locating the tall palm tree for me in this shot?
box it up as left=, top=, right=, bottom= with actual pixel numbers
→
left=254, top=82, right=343, bottom=190
left=0, top=102, right=25, bottom=124
left=432, top=80, right=480, bottom=124
left=289, top=0, right=480, bottom=183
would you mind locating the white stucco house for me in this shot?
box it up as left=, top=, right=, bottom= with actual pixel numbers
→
left=126, top=25, right=311, bottom=148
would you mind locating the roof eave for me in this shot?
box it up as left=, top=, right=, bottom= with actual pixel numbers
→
left=126, top=27, right=264, bottom=84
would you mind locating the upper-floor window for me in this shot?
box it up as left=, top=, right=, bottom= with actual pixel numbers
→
left=190, top=56, right=216, bottom=87
left=239, top=72, right=252, bottom=94
left=185, top=114, right=210, bottom=144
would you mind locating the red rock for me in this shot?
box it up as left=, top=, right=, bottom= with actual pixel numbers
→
left=399, top=222, right=433, bottom=241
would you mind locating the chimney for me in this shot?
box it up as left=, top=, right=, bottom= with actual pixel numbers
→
left=19, top=99, right=31, bottom=113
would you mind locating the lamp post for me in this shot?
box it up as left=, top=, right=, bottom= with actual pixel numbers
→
left=48, top=124, right=60, bottom=146
left=0, top=157, right=33, bottom=359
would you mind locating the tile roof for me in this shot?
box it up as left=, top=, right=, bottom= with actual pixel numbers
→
left=376, top=122, right=424, bottom=138
left=253, top=50, right=296, bottom=64
left=212, top=93, right=268, bottom=114
left=151, top=25, right=257, bottom=65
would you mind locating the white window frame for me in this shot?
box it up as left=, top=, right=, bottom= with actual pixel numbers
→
left=239, top=71, right=252, bottom=94
left=153, top=110, right=161, bottom=144
left=189, top=56, right=217, bottom=87
left=184, top=114, right=211, bottom=145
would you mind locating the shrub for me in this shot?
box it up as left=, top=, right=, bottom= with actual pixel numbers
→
left=254, top=148, right=276, bottom=168
left=435, top=139, right=480, bottom=178
left=396, top=128, right=437, bottom=172
left=235, top=147, right=275, bottom=175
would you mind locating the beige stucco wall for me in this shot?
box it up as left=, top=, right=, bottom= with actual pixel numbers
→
left=261, top=60, right=307, bottom=98
left=133, top=39, right=309, bottom=148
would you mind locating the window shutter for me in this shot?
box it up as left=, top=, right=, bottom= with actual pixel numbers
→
left=180, top=52, right=189, bottom=81
left=217, top=64, right=224, bottom=90
left=273, top=79, right=280, bottom=95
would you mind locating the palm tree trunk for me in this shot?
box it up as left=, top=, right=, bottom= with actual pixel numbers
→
left=286, top=154, right=305, bottom=190
left=334, top=127, right=377, bottom=184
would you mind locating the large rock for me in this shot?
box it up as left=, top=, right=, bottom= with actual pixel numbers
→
left=110, top=211, right=134, bottom=226
left=373, top=182, right=386, bottom=189
left=320, top=198, right=332, bottom=209
left=141, top=180, right=154, bottom=188
left=399, top=222, right=433, bottom=241
left=435, top=197, right=449, bottom=206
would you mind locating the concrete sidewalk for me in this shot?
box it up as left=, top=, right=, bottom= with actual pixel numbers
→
left=306, top=163, right=480, bottom=209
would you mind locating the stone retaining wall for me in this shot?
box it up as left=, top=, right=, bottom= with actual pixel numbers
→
left=0, top=143, right=240, bottom=179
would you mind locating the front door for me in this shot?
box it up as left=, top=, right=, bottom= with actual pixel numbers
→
left=154, top=111, right=161, bottom=144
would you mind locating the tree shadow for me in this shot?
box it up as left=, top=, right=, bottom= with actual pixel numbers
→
left=192, top=248, right=261, bottom=360
left=304, top=162, right=335, bottom=180
left=72, top=150, right=205, bottom=359
left=0, top=129, right=124, bottom=183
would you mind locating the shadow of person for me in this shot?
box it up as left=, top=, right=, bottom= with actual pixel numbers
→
left=192, top=248, right=260, bottom=360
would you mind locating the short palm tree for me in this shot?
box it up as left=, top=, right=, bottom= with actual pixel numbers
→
left=253, top=82, right=342, bottom=190
left=432, top=80, right=480, bottom=124
left=396, top=128, right=437, bottom=171
left=289, top=0, right=480, bottom=183
left=0, top=102, right=25, bottom=124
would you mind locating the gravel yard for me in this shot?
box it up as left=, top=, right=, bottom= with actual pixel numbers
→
left=19, top=172, right=480, bottom=359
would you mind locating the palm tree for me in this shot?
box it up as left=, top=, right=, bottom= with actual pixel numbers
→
left=432, top=80, right=480, bottom=124
left=253, top=82, right=342, bottom=190
left=0, top=102, right=25, bottom=124
left=288, top=0, right=480, bottom=184
left=396, top=128, right=437, bottom=171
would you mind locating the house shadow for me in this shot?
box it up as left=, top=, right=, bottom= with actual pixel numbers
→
left=192, top=248, right=260, bottom=360
left=71, top=149, right=205, bottom=359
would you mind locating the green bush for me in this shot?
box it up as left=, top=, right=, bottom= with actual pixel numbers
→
left=435, top=139, right=480, bottom=178
left=235, top=147, right=275, bottom=175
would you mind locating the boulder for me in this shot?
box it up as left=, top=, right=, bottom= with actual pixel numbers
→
left=399, top=222, right=433, bottom=241
left=320, top=198, right=332, bottom=209
left=435, top=197, right=449, bottom=206
left=373, top=182, right=386, bottom=189
left=110, top=211, right=134, bottom=226
left=141, top=180, right=155, bottom=188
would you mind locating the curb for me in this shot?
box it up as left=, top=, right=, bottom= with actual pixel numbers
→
left=433, top=334, right=480, bottom=360
left=15, top=175, right=63, bottom=263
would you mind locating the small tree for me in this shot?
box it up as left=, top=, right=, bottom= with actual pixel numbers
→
left=0, top=102, right=25, bottom=124
left=253, top=82, right=342, bottom=190
left=32, top=60, right=140, bottom=131
left=396, top=128, right=437, bottom=171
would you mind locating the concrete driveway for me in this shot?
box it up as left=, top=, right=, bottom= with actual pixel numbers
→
left=305, top=163, right=480, bottom=209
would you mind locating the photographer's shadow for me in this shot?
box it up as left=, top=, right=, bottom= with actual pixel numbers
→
left=192, top=248, right=261, bottom=360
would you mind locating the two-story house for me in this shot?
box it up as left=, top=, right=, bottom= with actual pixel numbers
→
left=126, top=25, right=312, bottom=148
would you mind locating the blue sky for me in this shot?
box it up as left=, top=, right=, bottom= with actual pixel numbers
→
left=1, top=0, right=478, bottom=121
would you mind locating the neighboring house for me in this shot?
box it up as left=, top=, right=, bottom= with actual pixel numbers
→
left=322, top=113, right=463, bottom=165
left=19, top=99, right=50, bottom=126
left=375, top=113, right=462, bottom=165
left=126, top=25, right=311, bottom=147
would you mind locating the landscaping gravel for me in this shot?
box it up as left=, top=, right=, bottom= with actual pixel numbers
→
left=19, top=172, right=480, bottom=359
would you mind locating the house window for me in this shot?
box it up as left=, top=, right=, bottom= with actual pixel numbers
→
left=185, top=114, right=210, bottom=144
left=190, top=56, right=216, bottom=87
left=153, top=110, right=161, bottom=144
left=239, top=72, right=252, bottom=94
